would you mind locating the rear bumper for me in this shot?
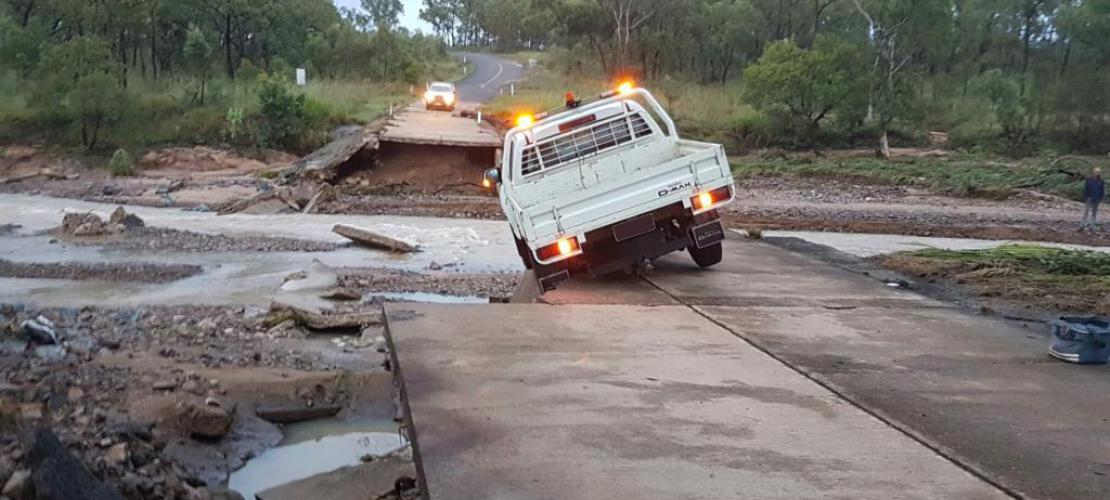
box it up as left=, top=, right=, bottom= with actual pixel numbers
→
left=533, top=203, right=722, bottom=288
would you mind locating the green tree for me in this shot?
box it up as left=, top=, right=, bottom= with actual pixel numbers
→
left=183, top=27, right=214, bottom=104
left=35, top=37, right=130, bottom=150
left=744, top=37, right=864, bottom=144
left=363, top=0, right=403, bottom=30
left=255, top=76, right=306, bottom=150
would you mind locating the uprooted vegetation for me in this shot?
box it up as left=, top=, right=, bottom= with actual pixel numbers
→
left=878, top=245, right=1110, bottom=315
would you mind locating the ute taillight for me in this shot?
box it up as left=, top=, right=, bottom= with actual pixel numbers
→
left=692, top=186, right=732, bottom=212
left=537, top=236, right=581, bottom=262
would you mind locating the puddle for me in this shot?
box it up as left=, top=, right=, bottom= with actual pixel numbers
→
left=228, top=418, right=408, bottom=499
left=368, top=291, right=489, bottom=304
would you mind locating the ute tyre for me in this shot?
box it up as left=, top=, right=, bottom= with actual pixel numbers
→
left=688, top=242, right=723, bottom=268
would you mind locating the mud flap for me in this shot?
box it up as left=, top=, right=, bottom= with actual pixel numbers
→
left=690, top=220, right=725, bottom=249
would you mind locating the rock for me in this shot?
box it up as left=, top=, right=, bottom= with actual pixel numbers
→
left=109, top=207, right=144, bottom=229
left=332, top=224, right=419, bottom=252
left=20, top=318, right=57, bottom=344
left=101, top=185, right=122, bottom=196
left=72, top=222, right=105, bottom=237
left=33, top=345, right=65, bottom=362
left=2, top=469, right=30, bottom=499
left=181, top=380, right=203, bottom=395
left=254, top=403, right=342, bottom=424
left=178, top=401, right=234, bottom=439
left=0, top=339, right=28, bottom=355
left=64, top=336, right=98, bottom=355
left=22, top=427, right=125, bottom=500
left=152, top=380, right=177, bottom=391
left=61, top=212, right=102, bottom=234
left=104, top=443, right=128, bottom=465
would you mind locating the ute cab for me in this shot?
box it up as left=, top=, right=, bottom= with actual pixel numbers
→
left=485, top=83, right=735, bottom=292
left=424, top=82, right=457, bottom=111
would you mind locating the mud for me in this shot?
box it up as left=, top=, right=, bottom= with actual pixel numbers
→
left=0, top=259, right=203, bottom=283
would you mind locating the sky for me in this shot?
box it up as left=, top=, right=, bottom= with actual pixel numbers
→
left=332, top=0, right=435, bottom=33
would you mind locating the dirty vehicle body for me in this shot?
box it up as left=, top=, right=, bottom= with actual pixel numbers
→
left=424, top=82, right=457, bottom=111
left=490, top=87, right=735, bottom=291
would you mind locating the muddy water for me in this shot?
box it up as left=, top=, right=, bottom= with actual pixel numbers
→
left=228, top=417, right=408, bottom=499
left=0, top=194, right=521, bottom=306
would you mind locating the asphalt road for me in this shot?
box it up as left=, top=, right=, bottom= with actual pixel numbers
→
left=452, top=52, right=526, bottom=104
left=388, top=236, right=1110, bottom=499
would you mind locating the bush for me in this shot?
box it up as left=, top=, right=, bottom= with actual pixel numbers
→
left=107, top=148, right=134, bottom=176
left=255, top=77, right=307, bottom=151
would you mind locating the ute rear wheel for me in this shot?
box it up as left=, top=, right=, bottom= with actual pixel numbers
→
left=688, top=243, right=723, bottom=268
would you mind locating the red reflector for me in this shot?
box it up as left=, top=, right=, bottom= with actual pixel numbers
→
left=537, top=237, right=580, bottom=261
left=558, top=114, right=597, bottom=133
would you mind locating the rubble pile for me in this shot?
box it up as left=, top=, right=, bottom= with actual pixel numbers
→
left=59, top=207, right=145, bottom=238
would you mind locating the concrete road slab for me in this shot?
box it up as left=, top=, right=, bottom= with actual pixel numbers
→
left=386, top=303, right=1005, bottom=500
left=649, top=239, right=1110, bottom=499
left=379, top=105, right=501, bottom=148
left=646, top=240, right=951, bottom=309
left=540, top=273, right=677, bottom=305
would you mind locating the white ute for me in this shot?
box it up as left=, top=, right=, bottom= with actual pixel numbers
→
left=484, top=84, right=735, bottom=291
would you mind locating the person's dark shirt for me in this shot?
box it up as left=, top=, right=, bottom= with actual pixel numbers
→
left=1085, top=176, right=1105, bottom=202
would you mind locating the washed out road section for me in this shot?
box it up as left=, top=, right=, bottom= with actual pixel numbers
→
left=386, top=303, right=1006, bottom=499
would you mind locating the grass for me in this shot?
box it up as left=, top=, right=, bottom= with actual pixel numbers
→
left=0, top=74, right=418, bottom=155
left=729, top=154, right=1107, bottom=201
left=880, top=245, right=1110, bottom=314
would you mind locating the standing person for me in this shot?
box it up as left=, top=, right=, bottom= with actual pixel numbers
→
left=1081, top=167, right=1105, bottom=232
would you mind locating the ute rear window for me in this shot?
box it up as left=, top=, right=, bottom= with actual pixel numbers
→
left=430, top=84, right=452, bottom=92
left=521, top=112, right=652, bottom=177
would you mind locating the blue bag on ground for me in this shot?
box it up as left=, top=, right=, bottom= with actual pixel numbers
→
left=1048, top=316, right=1110, bottom=364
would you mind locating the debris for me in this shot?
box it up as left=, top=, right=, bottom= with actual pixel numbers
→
left=151, top=380, right=177, bottom=391
left=177, top=400, right=234, bottom=439
left=279, top=260, right=339, bottom=292
left=104, top=443, right=129, bottom=465
left=281, top=125, right=380, bottom=184
left=33, top=345, right=66, bottom=362
left=301, top=184, right=335, bottom=214
left=155, top=179, right=185, bottom=195
left=22, top=427, right=125, bottom=500
left=109, top=207, right=145, bottom=229
left=269, top=298, right=383, bottom=331
left=217, top=189, right=301, bottom=215
left=254, top=403, right=342, bottom=424
left=319, top=287, right=362, bottom=301
left=333, top=224, right=418, bottom=253
left=20, top=317, right=57, bottom=344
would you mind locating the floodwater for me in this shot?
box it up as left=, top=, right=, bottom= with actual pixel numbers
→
left=746, top=229, right=1110, bottom=257
left=0, top=194, right=521, bottom=306
left=227, top=422, right=407, bottom=499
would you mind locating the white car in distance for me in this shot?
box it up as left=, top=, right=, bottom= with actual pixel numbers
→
left=424, top=82, right=457, bottom=112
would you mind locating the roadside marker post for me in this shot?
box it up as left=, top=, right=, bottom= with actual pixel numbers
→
left=511, top=83, right=515, bottom=96
left=477, top=111, right=482, bottom=125
left=389, top=103, right=394, bottom=117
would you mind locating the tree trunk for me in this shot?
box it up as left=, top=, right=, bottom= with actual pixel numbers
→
left=224, top=14, right=235, bottom=79
left=879, top=128, right=890, bottom=158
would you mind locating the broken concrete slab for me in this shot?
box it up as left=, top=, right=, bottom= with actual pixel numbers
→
left=22, top=427, right=125, bottom=500
left=333, top=224, right=418, bottom=253
left=282, top=124, right=382, bottom=184
left=279, top=260, right=339, bottom=293
left=270, top=299, right=383, bottom=331
left=254, top=404, right=342, bottom=424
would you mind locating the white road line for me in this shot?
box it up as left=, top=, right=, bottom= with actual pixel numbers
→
left=480, top=58, right=504, bottom=88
